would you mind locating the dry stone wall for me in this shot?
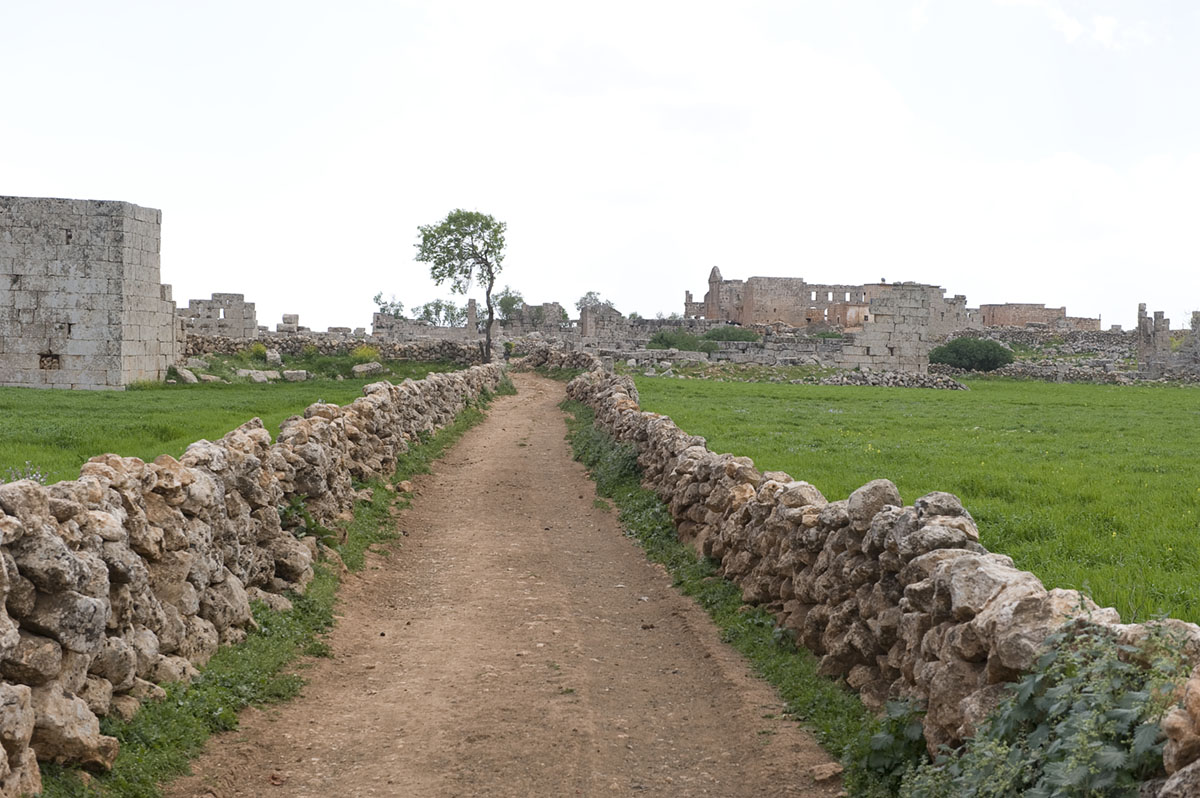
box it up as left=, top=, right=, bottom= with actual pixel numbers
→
left=185, top=334, right=482, bottom=366
left=0, top=364, right=504, bottom=794
left=553, top=349, right=1200, bottom=787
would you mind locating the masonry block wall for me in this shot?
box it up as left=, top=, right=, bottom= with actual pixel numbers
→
left=0, top=197, right=179, bottom=390
left=179, top=293, right=258, bottom=338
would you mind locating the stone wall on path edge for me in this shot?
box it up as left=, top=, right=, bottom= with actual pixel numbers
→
left=518, top=342, right=1200, bottom=792
left=0, top=363, right=505, bottom=795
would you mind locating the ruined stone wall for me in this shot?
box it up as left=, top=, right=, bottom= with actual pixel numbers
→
left=185, top=333, right=483, bottom=365
left=742, top=277, right=869, bottom=327
left=0, top=364, right=504, bottom=793
left=370, top=313, right=480, bottom=343
left=559, top=355, right=1200, bottom=787
left=179, top=293, right=257, bottom=338
left=978, top=303, right=1100, bottom=331
left=0, top=197, right=180, bottom=390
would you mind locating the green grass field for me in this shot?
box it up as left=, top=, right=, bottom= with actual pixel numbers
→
left=0, top=362, right=455, bottom=485
left=635, top=377, right=1200, bottom=625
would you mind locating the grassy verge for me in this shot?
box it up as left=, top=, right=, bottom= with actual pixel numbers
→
left=40, top=376, right=514, bottom=798
left=0, top=362, right=456, bottom=485
left=635, top=377, right=1200, bottom=624
left=560, top=398, right=888, bottom=796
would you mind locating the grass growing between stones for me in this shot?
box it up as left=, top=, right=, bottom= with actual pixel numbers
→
left=560, top=399, right=878, bottom=785
left=0, top=362, right=455, bottom=484
left=635, top=377, right=1200, bottom=625
left=38, top=376, right=514, bottom=798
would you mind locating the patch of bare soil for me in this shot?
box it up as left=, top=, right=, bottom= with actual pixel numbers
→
left=165, top=373, right=843, bottom=797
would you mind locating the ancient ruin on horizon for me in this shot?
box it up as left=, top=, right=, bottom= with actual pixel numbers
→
left=684, top=266, right=1101, bottom=333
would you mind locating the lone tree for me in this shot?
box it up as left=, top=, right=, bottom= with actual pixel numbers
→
left=415, top=209, right=506, bottom=362
left=576, top=291, right=615, bottom=313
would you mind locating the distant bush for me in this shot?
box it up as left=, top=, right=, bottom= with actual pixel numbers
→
left=701, top=326, right=760, bottom=342
left=929, top=338, right=1014, bottom=371
left=246, top=342, right=268, bottom=362
left=647, top=330, right=717, bottom=354
left=814, top=331, right=844, bottom=339
left=350, top=344, right=381, bottom=364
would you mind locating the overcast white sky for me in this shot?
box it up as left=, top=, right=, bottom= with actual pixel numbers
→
left=3, top=0, right=1197, bottom=331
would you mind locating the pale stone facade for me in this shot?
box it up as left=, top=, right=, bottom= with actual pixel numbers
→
left=0, top=196, right=181, bottom=389
left=179, top=293, right=258, bottom=338
left=685, top=267, right=978, bottom=336
left=979, top=302, right=1100, bottom=331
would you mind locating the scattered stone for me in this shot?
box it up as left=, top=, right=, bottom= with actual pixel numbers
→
left=175, top=367, right=199, bottom=384
left=352, top=362, right=385, bottom=377
left=283, top=370, right=309, bottom=382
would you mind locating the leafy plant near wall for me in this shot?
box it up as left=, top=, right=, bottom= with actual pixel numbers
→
left=350, top=344, right=381, bottom=364
left=701, top=326, right=761, bottom=342
left=278, top=494, right=339, bottom=547
left=899, top=621, right=1189, bottom=797
left=647, top=330, right=718, bottom=354
left=928, top=337, right=1014, bottom=371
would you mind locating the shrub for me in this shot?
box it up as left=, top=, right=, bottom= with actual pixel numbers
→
left=814, top=331, right=844, bottom=339
left=900, top=621, right=1190, bottom=797
left=929, top=338, right=1014, bottom=371
left=350, top=344, right=381, bottom=364
left=246, top=342, right=268, bottom=362
left=647, top=330, right=717, bottom=354
left=701, top=326, right=760, bottom=342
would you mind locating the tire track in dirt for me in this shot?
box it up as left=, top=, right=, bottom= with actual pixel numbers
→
left=164, top=372, right=842, bottom=797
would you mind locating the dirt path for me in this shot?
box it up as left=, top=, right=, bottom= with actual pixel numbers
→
left=165, top=373, right=842, bottom=798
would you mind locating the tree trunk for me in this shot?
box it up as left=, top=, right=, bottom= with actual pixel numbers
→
left=483, top=282, right=495, bottom=363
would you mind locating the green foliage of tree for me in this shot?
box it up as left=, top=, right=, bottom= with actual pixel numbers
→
left=372, top=292, right=405, bottom=319
left=627, top=312, right=642, bottom=321
left=494, top=285, right=524, bottom=322
left=414, top=299, right=467, bottom=327
left=702, top=326, right=760, bottom=342
left=929, top=337, right=1014, bottom=372
left=415, top=209, right=505, bottom=361
left=576, top=291, right=615, bottom=313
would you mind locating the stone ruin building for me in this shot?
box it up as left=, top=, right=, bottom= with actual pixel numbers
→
left=178, top=292, right=258, bottom=338
left=683, top=266, right=979, bottom=335
left=978, top=302, right=1101, bottom=331
left=1136, top=303, right=1200, bottom=379
left=0, top=196, right=182, bottom=389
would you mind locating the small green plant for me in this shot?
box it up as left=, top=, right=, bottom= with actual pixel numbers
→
left=301, top=344, right=319, bottom=357
left=350, top=344, right=381, bottom=364
left=929, top=338, right=1014, bottom=371
left=702, top=326, right=760, bottom=342
left=246, top=342, right=268, bottom=361
left=647, top=330, right=718, bottom=354
left=814, top=331, right=845, bottom=339
left=278, top=495, right=339, bottom=547
left=900, top=621, right=1190, bottom=797
left=842, top=699, right=928, bottom=796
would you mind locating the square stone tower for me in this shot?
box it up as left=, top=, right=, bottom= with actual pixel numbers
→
left=0, top=196, right=181, bottom=389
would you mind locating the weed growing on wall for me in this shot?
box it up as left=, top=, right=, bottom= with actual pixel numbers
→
left=898, top=622, right=1189, bottom=797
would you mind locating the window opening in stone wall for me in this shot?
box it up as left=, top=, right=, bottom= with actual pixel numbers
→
left=218, top=308, right=225, bottom=320
left=845, top=292, right=850, bottom=301
left=811, top=291, right=817, bottom=301
left=39, top=353, right=61, bottom=370
left=63, top=229, right=73, bottom=244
